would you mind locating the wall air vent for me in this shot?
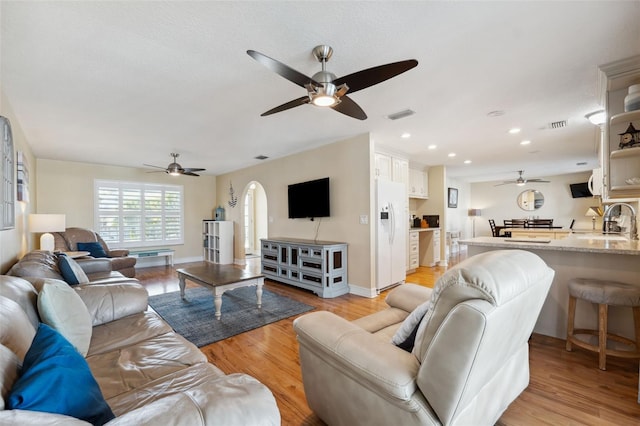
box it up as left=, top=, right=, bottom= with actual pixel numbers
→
left=548, top=120, right=568, bottom=129
left=386, top=109, right=415, bottom=120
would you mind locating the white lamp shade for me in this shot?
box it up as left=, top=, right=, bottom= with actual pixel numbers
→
left=29, top=214, right=66, bottom=251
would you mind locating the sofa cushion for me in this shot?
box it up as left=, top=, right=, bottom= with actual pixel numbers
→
left=0, top=276, right=40, bottom=330
left=77, top=241, right=108, bottom=258
left=0, top=297, right=37, bottom=362
left=6, top=323, right=115, bottom=425
left=0, top=345, right=20, bottom=410
left=38, top=279, right=92, bottom=356
left=57, top=255, right=90, bottom=285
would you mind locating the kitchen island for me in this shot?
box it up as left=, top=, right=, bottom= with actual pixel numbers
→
left=460, top=236, right=640, bottom=341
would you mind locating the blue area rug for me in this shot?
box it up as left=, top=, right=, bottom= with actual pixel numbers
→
left=148, top=286, right=314, bottom=347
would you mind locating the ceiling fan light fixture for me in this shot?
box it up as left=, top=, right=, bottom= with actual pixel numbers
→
left=308, top=82, right=339, bottom=107
left=585, top=110, right=606, bottom=125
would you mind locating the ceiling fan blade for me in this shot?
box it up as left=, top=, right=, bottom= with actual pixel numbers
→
left=528, top=179, right=550, bottom=183
left=261, top=96, right=310, bottom=116
left=181, top=171, right=200, bottom=177
left=333, top=59, right=418, bottom=94
left=494, top=181, right=516, bottom=186
left=143, top=163, right=167, bottom=170
left=183, top=168, right=205, bottom=173
left=331, top=95, right=367, bottom=120
left=247, top=50, right=318, bottom=88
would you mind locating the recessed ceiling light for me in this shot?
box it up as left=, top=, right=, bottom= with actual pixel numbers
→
left=401, top=132, right=411, bottom=139
left=448, top=153, right=456, bottom=158
left=509, top=128, right=521, bottom=134
left=520, top=140, right=531, bottom=145
left=464, top=160, right=472, bottom=164
left=427, top=145, right=437, bottom=150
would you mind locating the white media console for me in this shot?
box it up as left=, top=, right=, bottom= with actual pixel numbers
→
left=260, top=237, right=348, bottom=298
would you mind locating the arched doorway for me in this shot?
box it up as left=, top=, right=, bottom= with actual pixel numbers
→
left=242, top=181, right=267, bottom=258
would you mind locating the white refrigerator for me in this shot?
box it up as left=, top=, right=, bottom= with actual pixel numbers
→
left=376, top=180, right=407, bottom=291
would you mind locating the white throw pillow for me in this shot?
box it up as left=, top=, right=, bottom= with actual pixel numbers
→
left=37, top=279, right=92, bottom=356
left=391, top=299, right=432, bottom=350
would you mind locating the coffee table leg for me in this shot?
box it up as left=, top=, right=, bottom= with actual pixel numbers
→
left=178, top=274, right=186, bottom=300
left=214, top=292, right=223, bottom=320
left=256, top=282, right=263, bottom=309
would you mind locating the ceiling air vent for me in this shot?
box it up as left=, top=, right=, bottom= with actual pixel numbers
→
left=548, top=120, right=568, bottom=129
left=254, top=155, right=269, bottom=160
left=386, top=109, right=415, bottom=120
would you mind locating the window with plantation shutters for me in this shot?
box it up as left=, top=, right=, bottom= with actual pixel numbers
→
left=95, top=180, right=183, bottom=247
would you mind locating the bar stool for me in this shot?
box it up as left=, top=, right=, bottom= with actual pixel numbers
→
left=566, top=278, right=640, bottom=370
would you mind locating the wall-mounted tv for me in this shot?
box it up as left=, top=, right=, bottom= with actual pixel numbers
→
left=569, top=182, right=592, bottom=198
left=288, top=177, right=330, bottom=219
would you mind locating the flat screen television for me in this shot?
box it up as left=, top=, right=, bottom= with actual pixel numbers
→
left=288, top=177, right=330, bottom=219
left=569, top=182, right=592, bottom=198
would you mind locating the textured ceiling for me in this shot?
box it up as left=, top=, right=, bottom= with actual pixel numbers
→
left=2, top=1, right=640, bottom=182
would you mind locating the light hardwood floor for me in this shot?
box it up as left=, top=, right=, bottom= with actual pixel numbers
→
left=136, top=255, right=640, bottom=425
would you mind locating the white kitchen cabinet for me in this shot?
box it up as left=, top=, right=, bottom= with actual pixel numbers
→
left=407, top=230, right=419, bottom=272
left=409, top=169, right=428, bottom=199
left=375, top=152, right=409, bottom=199
left=598, top=56, right=640, bottom=200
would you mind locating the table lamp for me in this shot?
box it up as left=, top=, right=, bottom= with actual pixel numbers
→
left=29, top=214, right=66, bottom=251
left=584, top=206, right=602, bottom=231
left=468, top=208, right=482, bottom=237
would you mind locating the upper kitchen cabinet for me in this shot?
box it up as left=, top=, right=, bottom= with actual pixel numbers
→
left=598, top=56, right=640, bottom=200
left=374, top=152, right=409, bottom=190
left=409, top=168, right=428, bottom=199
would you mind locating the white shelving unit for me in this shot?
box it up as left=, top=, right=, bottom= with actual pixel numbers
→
left=202, top=220, right=234, bottom=264
left=260, top=237, right=348, bottom=298
left=599, top=56, right=640, bottom=200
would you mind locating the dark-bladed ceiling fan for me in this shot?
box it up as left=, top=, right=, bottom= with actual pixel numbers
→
left=494, top=170, right=550, bottom=186
left=247, top=45, right=418, bottom=120
left=144, top=153, right=205, bottom=177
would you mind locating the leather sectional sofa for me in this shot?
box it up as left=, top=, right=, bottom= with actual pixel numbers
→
left=0, top=251, right=280, bottom=425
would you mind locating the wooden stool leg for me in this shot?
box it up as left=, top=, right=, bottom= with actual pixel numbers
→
left=598, top=303, right=608, bottom=370
left=634, top=307, right=640, bottom=352
left=566, top=295, right=577, bottom=351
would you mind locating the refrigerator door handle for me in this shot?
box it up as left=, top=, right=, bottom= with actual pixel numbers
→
left=389, top=202, right=395, bottom=244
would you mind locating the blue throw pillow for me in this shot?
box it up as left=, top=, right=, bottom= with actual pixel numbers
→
left=57, top=254, right=89, bottom=285
left=7, top=323, right=115, bottom=425
left=77, top=242, right=108, bottom=258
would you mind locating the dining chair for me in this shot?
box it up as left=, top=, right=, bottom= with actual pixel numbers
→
left=488, top=219, right=500, bottom=237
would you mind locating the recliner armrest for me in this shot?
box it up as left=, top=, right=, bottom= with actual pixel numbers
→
left=107, top=249, right=130, bottom=258
left=76, top=258, right=113, bottom=274
left=74, top=282, right=148, bottom=326
left=293, top=311, right=420, bottom=400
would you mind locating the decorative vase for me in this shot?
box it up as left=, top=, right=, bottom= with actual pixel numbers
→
left=624, top=84, right=640, bottom=112
left=214, top=206, right=225, bottom=221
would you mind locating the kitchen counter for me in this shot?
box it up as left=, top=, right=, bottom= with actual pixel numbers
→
left=409, top=227, right=440, bottom=232
left=459, top=236, right=640, bottom=342
left=460, top=235, right=640, bottom=255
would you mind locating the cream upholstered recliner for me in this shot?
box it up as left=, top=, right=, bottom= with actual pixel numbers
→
left=293, top=249, right=554, bottom=426
left=53, top=228, right=136, bottom=278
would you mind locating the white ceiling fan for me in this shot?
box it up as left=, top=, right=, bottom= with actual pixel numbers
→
left=494, top=170, right=550, bottom=186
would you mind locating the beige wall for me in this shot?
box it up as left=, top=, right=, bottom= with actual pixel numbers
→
left=469, top=171, right=599, bottom=236
left=215, top=134, right=374, bottom=292
left=36, top=159, right=216, bottom=262
left=0, top=93, right=37, bottom=273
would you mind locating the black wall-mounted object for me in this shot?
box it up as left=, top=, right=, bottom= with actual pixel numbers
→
left=569, top=182, right=591, bottom=198
left=288, top=177, right=330, bottom=219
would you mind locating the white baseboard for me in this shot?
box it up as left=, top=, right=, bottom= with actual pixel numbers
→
left=349, top=285, right=377, bottom=298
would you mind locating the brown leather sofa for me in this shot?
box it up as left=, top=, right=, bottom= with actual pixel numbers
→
left=53, top=227, right=136, bottom=277
left=1, top=258, right=280, bottom=424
